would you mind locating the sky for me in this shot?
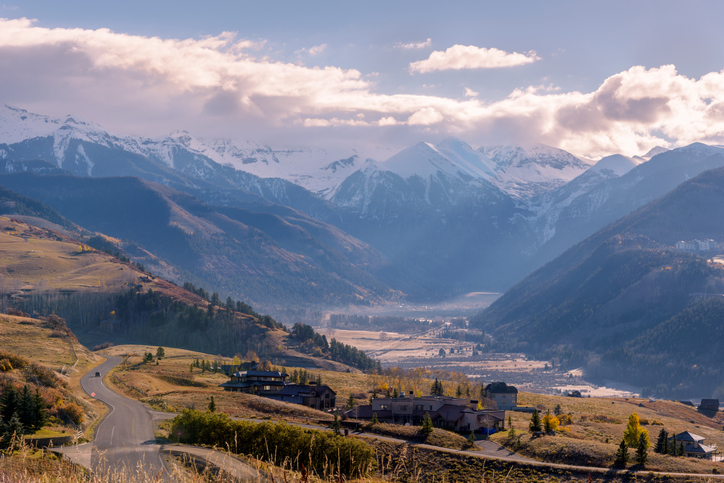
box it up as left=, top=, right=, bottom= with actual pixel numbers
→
left=2, top=1, right=724, bottom=158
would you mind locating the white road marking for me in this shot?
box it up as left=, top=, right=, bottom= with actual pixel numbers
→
left=110, top=426, right=115, bottom=446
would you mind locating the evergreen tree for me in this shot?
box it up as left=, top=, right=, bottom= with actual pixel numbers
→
left=331, top=413, right=341, bottom=436
left=421, top=412, right=433, bottom=435
left=669, top=435, right=678, bottom=456
left=467, top=430, right=476, bottom=446
left=636, top=433, right=648, bottom=466
left=456, top=385, right=462, bottom=398
left=529, top=409, right=542, bottom=432
left=654, top=428, right=668, bottom=454
left=208, top=396, right=216, bottom=413
left=554, top=404, right=562, bottom=416
left=19, top=385, right=36, bottom=431
left=345, top=394, right=357, bottom=410
left=0, top=385, right=19, bottom=424
left=156, top=347, right=165, bottom=359
left=33, top=389, right=47, bottom=431
left=678, top=441, right=685, bottom=456
left=371, top=413, right=378, bottom=425
left=614, top=438, right=629, bottom=467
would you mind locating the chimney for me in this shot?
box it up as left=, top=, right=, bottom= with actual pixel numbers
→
left=409, top=391, right=414, bottom=396
left=309, top=381, right=316, bottom=386
left=470, top=400, right=478, bottom=407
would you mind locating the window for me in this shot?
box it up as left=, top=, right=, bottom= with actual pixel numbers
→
left=380, top=404, right=389, bottom=410
left=263, top=385, right=271, bottom=391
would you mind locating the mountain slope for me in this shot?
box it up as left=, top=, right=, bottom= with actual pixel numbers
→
left=0, top=173, right=391, bottom=308
left=528, top=144, right=724, bottom=270
left=471, top=166, right=724, bottom=397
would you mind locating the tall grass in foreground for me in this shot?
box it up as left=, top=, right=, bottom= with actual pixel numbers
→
left=170, top=409, right=376, bottom=479
left=0, top=437, right=384, bottom=483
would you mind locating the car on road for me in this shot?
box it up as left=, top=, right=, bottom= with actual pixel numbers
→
left=95, top=372, right=101, bottom=377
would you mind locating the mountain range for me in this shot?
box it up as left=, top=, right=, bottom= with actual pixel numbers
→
left=3, top=104, right=724, bottom=311
left=471, top=166, right=724, bottom=398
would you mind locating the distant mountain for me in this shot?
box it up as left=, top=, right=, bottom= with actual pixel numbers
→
left=471, top=166, right=724, bottom=398
left=7, top=104, right=724, bottom=304
left=527, top=144, right=724, bottom=270
left=477, top=144, right=592, bottom=198
left=0, top=173, right=391, bottom=309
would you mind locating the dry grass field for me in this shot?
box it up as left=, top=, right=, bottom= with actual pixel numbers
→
left=101, top=345, right=336, bottom=423
left=0, top=217, right=142, bottom=291
left=0, top=313, right=107, bottom=437
left=494, top=392, right=724, bottom=473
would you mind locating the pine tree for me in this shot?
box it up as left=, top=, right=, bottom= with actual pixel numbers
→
left=614, top=438, right=629, bottom=467
left=529, top=409, right=542, bottom=432
left=208, top=396, right=216, bottom=413
left=19, top=385, right=36, bottom=431
left=421, top=412, right=433, bottom=434
left=554, top=404, right=562, bottom=416
left=156, top=347, right=165, bottom=359
left=669, top=435, right=677, bottom=456
left=430, top=378, right=444, bottom=396
left=456, top=385, right=462, bottom=398
left=332, top=413, right=341, bottom=436
left=678, top=441, right=685, bottom=456
left=32, top=389, right=47, bottom=431
left=371, top=413, right=379, bottom=425
left=654, top=428, right=668, bottom=454
left=345, top=394, right=357, bottom=410
left=467, top=430, right=476, bottom=446
left=636, top=433, right=649, bottom=466
left=1, top=385, right=19, bottom=425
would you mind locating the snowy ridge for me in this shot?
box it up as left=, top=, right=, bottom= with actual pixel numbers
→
left=477, top=144, right=593, bottom=198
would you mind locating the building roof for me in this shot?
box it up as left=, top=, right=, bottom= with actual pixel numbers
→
left=485, top=382, right=518, bottom=394
left=233, top=370, right=288, bottom=378
left=700, top=399, right=720, bottom=407
left=672, top=431, right=706, bottom=442
left=275, top=384, right=335, bottom=396
left=345, top=405, right=392, bottom=420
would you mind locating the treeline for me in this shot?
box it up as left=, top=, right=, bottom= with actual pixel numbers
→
left=0, top=385, right=47, bottom=446
left=290, top=323, right=381, bottom=373
left=170, top=409, right=374, bottom=478
left=13, top=286, right=281, bottom=358
left=328, top=314, right=442, bottom=334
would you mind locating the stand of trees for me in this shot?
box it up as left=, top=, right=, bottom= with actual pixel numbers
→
left=289, top=323, right=381, bottom=372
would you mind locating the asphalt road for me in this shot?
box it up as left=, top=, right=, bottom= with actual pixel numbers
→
left=80, top=356, right=169, bottom=480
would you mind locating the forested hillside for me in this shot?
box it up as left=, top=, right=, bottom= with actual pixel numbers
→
left=471, top=167, right=724, bottom=398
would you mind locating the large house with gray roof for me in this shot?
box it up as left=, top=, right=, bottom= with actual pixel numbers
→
left=670, top=431, right=722, bottom=461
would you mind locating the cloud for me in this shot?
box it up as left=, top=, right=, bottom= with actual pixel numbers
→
left=464, top=87, right=479, bottom=97
left=3, top=19, right=724, bottom=157
left=410, top=45, right=540, bottom=73
left=296, top=43, right=327, bottom=56
left=395, top=38, right=432, bottom=50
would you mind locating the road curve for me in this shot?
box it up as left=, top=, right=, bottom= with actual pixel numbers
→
left=80, top=356, right=168, bottom=480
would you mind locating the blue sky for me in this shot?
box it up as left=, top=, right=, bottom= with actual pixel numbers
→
left=2, top=1, right=724, bottom=157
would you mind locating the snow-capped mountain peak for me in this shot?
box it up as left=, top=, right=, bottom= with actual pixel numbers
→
left=590, top=154, right=641, bottom=177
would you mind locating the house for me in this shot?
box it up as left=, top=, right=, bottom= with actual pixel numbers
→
left=344, top=394, right=505, bottom=433
left=220, top=361, right=259, bottom=376
left=267, top=382, right=336, bottom=410
left=484, top=382, right=518, bottom=410
left=219, top=370, right=288, bottom=395
left=670, top=431, right=723, bottom=461
left=699, top=399, right=720, bottom=412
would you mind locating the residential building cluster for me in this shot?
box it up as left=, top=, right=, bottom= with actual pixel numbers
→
left=675, top=239, right=718, bottom=251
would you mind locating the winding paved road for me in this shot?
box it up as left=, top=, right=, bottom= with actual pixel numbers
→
left=80, top=356, right=169, bottom=479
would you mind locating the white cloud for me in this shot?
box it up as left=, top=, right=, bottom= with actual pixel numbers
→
left=410, top=45, right=540, bottom=73
left=395, top=38, right=432, bottom=50
left=3, top=19, right=724, bottom=157
left=464, top=87, right=479, bottom=97
left=296, top=43, right=327, bottom=56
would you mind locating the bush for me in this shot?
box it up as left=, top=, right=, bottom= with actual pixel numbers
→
left=558, top=413, right=573, bottom=425
left=170, top=410, right=374, bottom=478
